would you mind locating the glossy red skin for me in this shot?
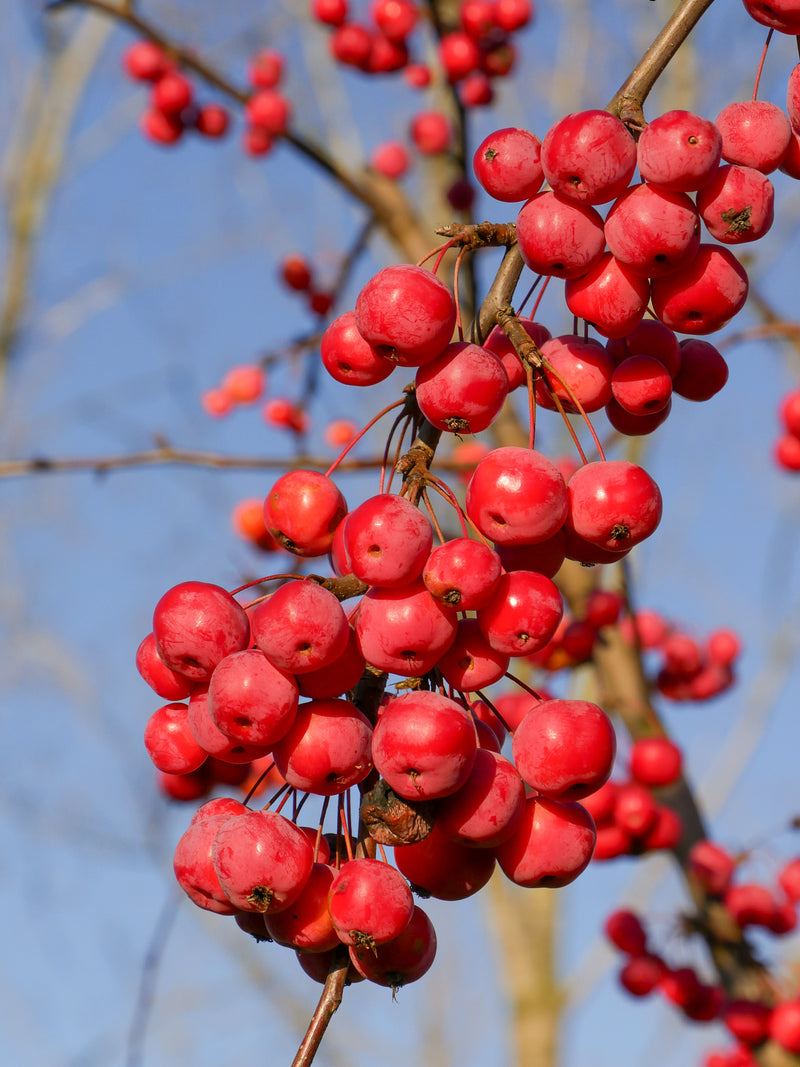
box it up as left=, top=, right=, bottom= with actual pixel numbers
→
left=187, top=686, right=271, bottom=764
left=592, top=822, right=633, bottom=860
left=265, top=470, right=347, bottom=557
left=496, top=795, right=596, bottom=887
left=611, top=355, right=673, bottom=416
left=207, top=649, right=298, bottom=746
left=637, top=110, right=722, bottom=192
left=492, top=0, right=532, bottom=30
left=789, top=63, right=800, bottom=131
left=190, top=797, right=249, bottom=825
left=423, top=537, right=502, bottom=609
left=394, top=825, right=496, bottom=899
left=416, top=342, right=508, bottom=433
left=348, top=904, right=437, bottom=987
left=629, top=737, right=683, bottom=787
left=580, top=779, right=618, bottom=824
left=716, top=100, right=791, bottom=173
left=604, top=183, right=700, bottom=277
left=535, top=335, right=613, bottom=412
left=566, top=460, right=662, bottom=552
left=174, top=810, right=246, bottom=914
left=725, top=883, right=781, bottom=928
left=136, top=632, right=196, bottom=700
left=271, top=698, right=373, bottom=795
left=466, top=445, right=568, bottom=545
left=437, top=617, right=510, bottom=690
left=144, top=702, right=208, bottom=774
left=328, top=858, right=413, bottom=946
left=153, top=581, right=250, bottom=681
left=651, top=244, right=749, bottom=335
left=673, top=339, right=729, bottom=400
left=371, top=690, right=477, bottom=800
left=742, top=0, right=800, bottom=34
left=264, top=863, right=339, bottom=952
left=516, top=192, right=605, bottom=278
left=606, top=396, right=672, bottom=437
left=320, top=310, right=394, bottom=386
left=297, top=628, right=365, bottom=699
left=477, top=569, right=564, bottom=656
left=354, top=578, right=458, bottom=676
left=562, top=526, right=631, bottom=566
left=212, top=810, right=314, bottom=913
left=355, top=265, right=455, bottom=365
left=512, top=698, right=615, bottom=801
left=564, top=253, right=650, bottom=340
left=775, top=434, right=800, bottom=471
left=460, top=70, right=494, bottom=107
left=606, top=320, right=682, bottom=378
left=495, top=529, right=567, bottom=579
left=473, top=127, right=544, bottom=202
left=540, top=110, right=636, bottom=205
left=250, top=580, right=349, bottom=674
left=696, top=165, right=774, bottom=244
left=436, top=749, right=526, bottom=847
left=343, top=494, right=433, bottom=588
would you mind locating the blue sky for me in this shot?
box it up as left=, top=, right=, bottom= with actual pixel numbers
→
left=4, top=1, right=800, bottom=1065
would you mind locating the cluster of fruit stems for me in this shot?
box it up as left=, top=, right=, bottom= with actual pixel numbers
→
left=46, top=0, right=799, bottom=1065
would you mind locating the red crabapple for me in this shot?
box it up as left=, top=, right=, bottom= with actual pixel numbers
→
left=435, top=748, right=526, bottom=847
left=496, top=795, right=596, bottom=888
left=742, top=0, right=800, bottom=35
left=611, top=355, right=673, bottom=416
left=422, top=537, right=502, bottom=610
left=271, top=697, right=373, bottom=795
left=355, top=265, right=456, bottom=366
left=144, top=702, right=207, bottom=775
left=637, top=110, right=722, bottom=192
left=512, top=698, right=615, bottom=801
left=320, top=310, right=394, bottom=387
left=251, top=580, right=349, bottom=674
left=343, top=493, right=433, bottom=588
left=371, top=690, right=478, bottom=800
left=566, top=460, right=663, bottom=553
left=264, top=863, right=340, bottom=953
left=465, top=446, right=569, bottom=545
left=516, top=192, right=605, bottom=279
left=604, top=183, right=700, bottom=278
left=206, top=649, right=299, bottom=747
left=696, top=165, right=774, bottom=244
left=393, top=824, right=496, bottom=899
left=476, top=569, right=563, bottom=656
left=472, top=127, right=544, bottom=202
left=348, top=904, right=437, bottom=988
left=409, top=110, right=452, bottom=155
left=540, top=110, right=636, bottom=205
left=328, top=858, right=413, bottom=947
left=354, top=578, right=458, bottom=676
left=264, top=470, right=347, bottom=557
left=415, top=341, right=509, bottom=433
left=629, top=737, right=683, bottom=787
left=651, top=244, right=749, bottom=335
left=673, top=339, right=729, bottom=401
left=437, top=616, right=510, bottom=690
left=536, top=335, right=614, bottom=413
left=212, top=809, right=314, bottom=913
left=564, top=253, right=650, bottom=339
left=136, top=632, right=196, bottom=700
left=173, top=807, right=247, bottom=914
left=716, top=100, right=792, bottom=173
left=152, top=581, right=250, bottom=681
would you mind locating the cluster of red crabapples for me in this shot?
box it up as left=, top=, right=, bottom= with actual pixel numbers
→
left=138, top=561, right=619, bottom=989
left=773, top=386, right=800, bottom=472
left=605, top=849, right=800, bottom=1064
left=122, top=40, right=291, bottom=155
left=311, top=0, right=532, bottom=111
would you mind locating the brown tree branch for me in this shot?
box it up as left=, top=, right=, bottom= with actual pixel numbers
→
left=291, top=951, right=350, bottom=1067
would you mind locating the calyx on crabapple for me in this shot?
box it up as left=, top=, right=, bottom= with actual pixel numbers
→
left=566, top=460, right=663, bottom=552
left=250, top=579, right=349, bottom=674
left=415, top=341, right=509, bottom=433
left=343, top=493, right=433, bottom=588
left=328, top=858, right=413, bottom=947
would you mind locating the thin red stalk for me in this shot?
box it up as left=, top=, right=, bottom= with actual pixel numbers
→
left=503, top=671, right=548, bottom=702
left=430, top=239, right=458, bottom=275
left=339, top=797, right=355, bottom=861
left=379, top=410, right=412, bottom=494
left=473, top=689, right=513, bottom=734
left=231, top=573, right=304, bottom=597
left=528, top=274, right=551, bottom=320
left=324, top=398, right=406, bottom=478
left=752, top=28, right=774, bottom=100
left=525, top=360, right=537, bottom=451
left=516, top=274, right=543, bottom=317
left=541, top=359, right=606, bottom=461
left=420, top=487, right=447, bottom=544
left=425, top=473, right=490, bottom=543
left=242, top=761, right=277, bottom=807
left=453, top=247, right=468, bottom=341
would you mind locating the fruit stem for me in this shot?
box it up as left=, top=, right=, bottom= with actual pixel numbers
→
left=324, top=397, right=406, bottom=478
left=752, top=28, right=774, bottom=102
